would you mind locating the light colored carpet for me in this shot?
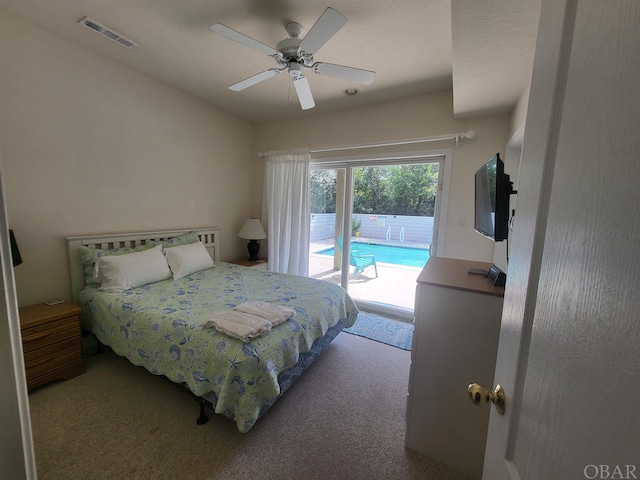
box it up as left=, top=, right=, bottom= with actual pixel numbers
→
left=28, top=332, right=471, bottom=480
left=343, top=312, right=414, bottom=350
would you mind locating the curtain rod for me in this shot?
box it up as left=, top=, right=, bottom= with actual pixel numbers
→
left=257, top=130, right=475, bottom=157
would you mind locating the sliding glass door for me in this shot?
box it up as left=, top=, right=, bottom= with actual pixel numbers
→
left=309, top=155, right=446, bottom=318
left=309, top=168, right=346, bottom=283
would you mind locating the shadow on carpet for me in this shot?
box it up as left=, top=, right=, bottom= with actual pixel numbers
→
left=343, top=312, right=414, bottom=350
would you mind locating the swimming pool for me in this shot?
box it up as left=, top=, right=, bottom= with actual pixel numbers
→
left=317, top=242, right=430, bottom=268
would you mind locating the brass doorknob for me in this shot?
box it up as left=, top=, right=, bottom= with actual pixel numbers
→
left=467, top=383, right=505, bottom=415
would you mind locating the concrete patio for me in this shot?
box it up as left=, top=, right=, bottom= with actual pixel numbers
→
left=308, top=238, right=428, bottom=317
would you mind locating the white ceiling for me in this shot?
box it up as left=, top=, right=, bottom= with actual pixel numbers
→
left=0, top=0, right=540, bottom=124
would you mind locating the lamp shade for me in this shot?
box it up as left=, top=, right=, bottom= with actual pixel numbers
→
left=9, top=229, right=22, bottom=267
left=238, top=219, right=267, bottom=240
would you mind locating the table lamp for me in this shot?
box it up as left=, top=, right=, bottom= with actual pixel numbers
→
left=238, top=219, right=267, bottom=261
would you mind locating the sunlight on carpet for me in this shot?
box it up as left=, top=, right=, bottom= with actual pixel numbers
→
left=343, top=311, right=413, bottom=350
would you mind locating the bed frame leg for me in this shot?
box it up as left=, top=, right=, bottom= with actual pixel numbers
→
left=196, top=398, right=209, bottom=425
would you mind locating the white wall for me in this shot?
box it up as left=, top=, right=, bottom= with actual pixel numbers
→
left=510, top=81, right=531, bottom=139
left=491, top=82, right=531, bottom=271
left=254, top=91, right=511, bottom=263
left=0, top=13, right=256, bottom=306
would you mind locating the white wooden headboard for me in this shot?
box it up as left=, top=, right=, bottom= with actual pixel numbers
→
left=67, top=227, right=221, bottom=305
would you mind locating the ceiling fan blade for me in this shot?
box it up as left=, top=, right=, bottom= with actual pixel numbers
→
left=313, top=63, right=375, bottom=85
left=293, top=75, right=315, bottom=110
left=209, top=23, right=280, bottom=57
left=299, top=7, right=347, bottom=55
left=229, top=69, right=281, bottom=91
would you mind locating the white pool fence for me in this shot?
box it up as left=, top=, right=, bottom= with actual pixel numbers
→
left=310, top=213, right=434, bottom=245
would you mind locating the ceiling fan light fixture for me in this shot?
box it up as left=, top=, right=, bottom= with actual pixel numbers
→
left=288, top=62, right=304, bottom=76
left=343, top=88, right=359, bottom=96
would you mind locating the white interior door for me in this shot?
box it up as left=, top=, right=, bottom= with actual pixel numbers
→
left=483, top=1, right=640, bottom=478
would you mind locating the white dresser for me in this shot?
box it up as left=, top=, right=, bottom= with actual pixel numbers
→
left=406, top=257, right=504, bottom=479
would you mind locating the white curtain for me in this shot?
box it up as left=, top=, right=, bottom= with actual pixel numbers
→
left=261, top=149, right=310, bottom=276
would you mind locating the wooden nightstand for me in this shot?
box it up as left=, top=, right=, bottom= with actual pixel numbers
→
left=230, top=258, right=268, bottom=270
left=19, top=301, right=86, bottom=390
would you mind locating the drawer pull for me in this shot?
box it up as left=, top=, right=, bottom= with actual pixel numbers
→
left=24, top=331, right=51, bottom=343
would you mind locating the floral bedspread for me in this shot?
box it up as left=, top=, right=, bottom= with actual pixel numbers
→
left=79, top=262, right=358, bottom=432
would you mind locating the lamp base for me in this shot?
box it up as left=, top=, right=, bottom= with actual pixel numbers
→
left=247, top=240, right=260, bottom=261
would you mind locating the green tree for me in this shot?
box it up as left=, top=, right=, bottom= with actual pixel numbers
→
left=353, top=167, right=391, bottom=214
left=311, top=163, right=439, bottom=216
left=387, top=164, right=438, bottom=216
left=310, top=169, right=337, bottom=213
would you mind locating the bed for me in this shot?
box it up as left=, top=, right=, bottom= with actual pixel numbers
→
left=67, top=227, right=359, bottom=432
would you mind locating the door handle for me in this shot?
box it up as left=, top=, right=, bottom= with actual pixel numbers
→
left=467, top=383, right=505, bottom=415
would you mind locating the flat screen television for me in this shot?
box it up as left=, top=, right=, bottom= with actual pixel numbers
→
left=474, top=153, right=513, bottom=242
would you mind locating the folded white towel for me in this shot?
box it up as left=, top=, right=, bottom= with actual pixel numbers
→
left=233, top=301, right=295, bottom=327
left=203, top=311, right=271, bottom=343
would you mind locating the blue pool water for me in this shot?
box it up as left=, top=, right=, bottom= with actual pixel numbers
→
left=318, top=242, right=430, bottom=268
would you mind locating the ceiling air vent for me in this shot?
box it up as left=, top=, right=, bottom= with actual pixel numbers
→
left=78, top=17, right=138, bottom=49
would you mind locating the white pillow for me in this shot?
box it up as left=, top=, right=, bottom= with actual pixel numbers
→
left=96, top=244, right=171, bottom=292
left=164, top=241, right=214, bottom=280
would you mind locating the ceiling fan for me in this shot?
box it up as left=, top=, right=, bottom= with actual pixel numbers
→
left=209, top=7, right=375, bottom=110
